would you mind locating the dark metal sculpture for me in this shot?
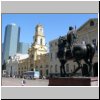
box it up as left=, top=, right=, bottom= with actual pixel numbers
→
left=57, top=26, right=95, bottom=77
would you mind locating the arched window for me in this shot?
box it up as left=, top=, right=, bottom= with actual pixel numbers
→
left=35, top=66, right=38, bottom=71
left=51, top=53, right=52, bottom=60
left=90, top=20, right=94, bottom=26
left=96, top=41, right=98, bottom=51
left=46, top=65, right=48, bottom=68
left=40, top=38, right=42, bottom=45
left=66, top=64, right=69, bottom=72
left=92, top=39, right=97, bottom=50
left=35, top=38, right=37, bottom=42
left=31, top=54, right=34, bottom=58
left=46, top=70, right=48, bottom=76
left=50, top=65, right=53, bottom=73
left=50, top=43, right=52, bottom=47
left=55, top=65, right=57, bottom=73
left=40, top=70, right=43, bottom=76
left=55, top=42, right=57, bottom=46
left=40, top=65, right=42, bottom=68
left=74, top=65, right=75, bottom=71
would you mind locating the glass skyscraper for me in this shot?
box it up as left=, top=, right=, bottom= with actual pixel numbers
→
left=17, top=42, right=30, bottom=54
left=2, top=43, right=4, bottom=65
left=3, top=23, right=20, bottom=63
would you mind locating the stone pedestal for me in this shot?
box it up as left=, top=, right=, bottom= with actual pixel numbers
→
left=48, top=77, right=92, bottom=86
left=91, top=77, right=98, bottom=86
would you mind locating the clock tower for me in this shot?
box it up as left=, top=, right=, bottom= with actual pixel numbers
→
left=32, top=24, right=48, bottom=61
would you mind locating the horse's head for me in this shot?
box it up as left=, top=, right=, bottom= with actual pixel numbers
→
left=57, top=36, right=67, bottom=60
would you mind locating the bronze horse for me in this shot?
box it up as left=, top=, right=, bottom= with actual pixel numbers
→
left=57, top=27, right=95, bottom=77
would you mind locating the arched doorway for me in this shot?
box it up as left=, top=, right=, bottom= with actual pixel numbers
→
left=93, top=62, right=98, bottom=77
left=10, top=66, right=12, bottom=77
left=35, top=66, right=38, bottom=71
left=46, top=69, right=48, bottom=76
left=82, top=64, right=89, bottom=76
left=31, top=69, right=33, bottom=71
left=40, top=70, right=43, bottom=77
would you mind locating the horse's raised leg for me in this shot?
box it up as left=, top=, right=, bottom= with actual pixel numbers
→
left=60, top=60, right=66, bottom=77
left=71, top=60, right=82, bottom=76
left=84, top=58, right=93, bottom=76
left=62, top=63, right=67, bottom=77
left=60, top=64, right=63, bottom=77
left=88, top=59, right=93, bottom=76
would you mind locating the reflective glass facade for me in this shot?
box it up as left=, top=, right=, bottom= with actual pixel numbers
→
left=17, top=42, right=30, bottom=54
left=3, top=24, right=20, bottom=62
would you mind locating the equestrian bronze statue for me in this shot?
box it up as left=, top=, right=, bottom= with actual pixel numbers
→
left=57, top=26, right=95, bottom=77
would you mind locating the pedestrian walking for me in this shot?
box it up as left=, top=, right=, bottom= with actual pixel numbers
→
left=42, top=76, right=46, bottom=79
left=21, top=77, right=26, bottom=86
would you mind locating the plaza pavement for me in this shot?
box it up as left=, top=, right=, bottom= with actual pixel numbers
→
left=1, top=77, right=49, bottom=86
left=1, top=77, right=98, bottom=86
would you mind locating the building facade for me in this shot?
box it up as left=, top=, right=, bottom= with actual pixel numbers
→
left=77, top=18, right=98, bottom=76
left=18, top=57, right=30, bottom=77
left=18, top=53, right=50, bottom=78
left=18, top=24, right=49, bottom=78
left=35, top=53, right=50, bottom=77
left=49, top=39, right=61, bottom=76
left=3, top=23, right=20, bottom=63
left=49, top=18, right=98, bottom=77
left=28, top=24, right=48, bottom=71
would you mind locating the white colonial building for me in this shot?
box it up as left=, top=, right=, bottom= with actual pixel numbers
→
left=6, top=53, right=29, bottom=77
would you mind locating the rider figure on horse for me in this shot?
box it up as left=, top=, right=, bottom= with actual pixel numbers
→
left=67, top=26, right=77, bottom=50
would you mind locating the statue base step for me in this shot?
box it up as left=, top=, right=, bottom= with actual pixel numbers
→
left=48, top=77, right=93, bottom=86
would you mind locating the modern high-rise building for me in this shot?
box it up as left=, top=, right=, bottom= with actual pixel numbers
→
left=3, top=23, right=20, bottom=63
left=17, top=42, right=30, bottom=54
left=2, top=43, right=4, bottom=65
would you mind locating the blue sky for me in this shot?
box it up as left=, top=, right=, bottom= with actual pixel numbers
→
left=2, top=14, right=98, bottom=46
